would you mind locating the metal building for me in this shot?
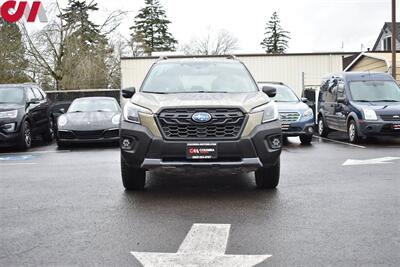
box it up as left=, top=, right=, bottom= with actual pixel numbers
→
left=121, top=52, right=356, bottom=97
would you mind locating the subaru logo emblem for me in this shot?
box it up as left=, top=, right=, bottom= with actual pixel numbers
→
left=192, top=112, right=212, bottom=123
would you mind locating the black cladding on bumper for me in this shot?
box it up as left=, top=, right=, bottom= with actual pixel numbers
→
left=120, top=120, right=282, bottom=170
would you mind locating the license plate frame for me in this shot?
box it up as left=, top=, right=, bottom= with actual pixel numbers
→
left=186, top=143, right=218, bottom=160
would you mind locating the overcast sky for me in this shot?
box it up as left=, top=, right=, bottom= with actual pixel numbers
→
left=45, top=0, right=396, bottom=53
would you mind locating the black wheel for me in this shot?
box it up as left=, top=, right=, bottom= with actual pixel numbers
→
left=300, top=135, right=313, bottom=145
left=255, top=159, right=280, bottom=189
left=42, top=117, right=55, bottom=142
left=18, top=120, right=32, bottom=150
left=121, top=156, right=146, bottom=190
left=318, top=116, right=329, bottom=137
left=348, top=120, right=360, bottom=144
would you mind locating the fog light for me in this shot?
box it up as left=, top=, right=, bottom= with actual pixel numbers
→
left=2, top=123, right=16, bottom=133
left=121, top=138, right=134, bottom=150
left=307, top=126, right=314, bottom=134
left=269, top=136, right=282, bottom=149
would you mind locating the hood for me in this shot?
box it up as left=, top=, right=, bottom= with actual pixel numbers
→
left=130, top=92, right=270, bottom=113
left=0, top=103, right=24, bottom=112
left=351, top=101, right=400, bottom=115
left=61, top=111, right=120, bottom=131
left=276, top=101, right=309, bottom=112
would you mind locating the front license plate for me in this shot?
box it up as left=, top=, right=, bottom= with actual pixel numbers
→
left=393, top=124, right=400, bottom=130
left=186, top=143, right=217, bottom=159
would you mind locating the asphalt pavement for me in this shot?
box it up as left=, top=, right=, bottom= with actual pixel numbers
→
left=1, top=135, right=399, bottom=267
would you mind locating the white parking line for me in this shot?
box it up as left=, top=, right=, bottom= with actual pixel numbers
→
left=0, top=150, right=70, bottom=156
left=0, top=163, right=38, bottom=166
left=314, top=136, right=366, bottom=149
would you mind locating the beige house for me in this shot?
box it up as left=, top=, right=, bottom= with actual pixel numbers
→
left=344, top=52, right=400, bottom=81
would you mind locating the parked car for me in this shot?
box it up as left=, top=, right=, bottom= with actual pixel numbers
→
left=0, top=84, right=54, bottom=150
left=56, top=97, right=121, bottom=147
left=119, top=57, right=282, bottom=190
left=318, top=72, right=400, bottom=143
left=259, top=82, right=315, bottom=144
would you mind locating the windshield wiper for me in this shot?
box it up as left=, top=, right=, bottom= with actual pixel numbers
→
left=173, top=91, right=229, bottom=94
left=354, top=100, right=371, bottom=102
left=144, top=91, right=169, bottom=94
left=70, top=110, right=83, bottom=113
left=371, top=100, right=399, bottom=102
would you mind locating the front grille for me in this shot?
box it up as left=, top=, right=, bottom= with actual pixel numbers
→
left=279, top=112, right=300, bottom=124
left=381, top=114, right=400, bottom=121
left=104, top=129, right=119, bottom=139
left=58, top=131, right=75, bottom=139
left=157, top=108, right=246, bottom=140
left=73, top=130, right=104, bottom=139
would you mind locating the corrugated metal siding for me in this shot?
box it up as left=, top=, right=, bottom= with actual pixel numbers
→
left=121, top=54, right=345, bottom=97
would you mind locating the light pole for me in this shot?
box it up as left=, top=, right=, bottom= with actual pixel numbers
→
left=392, top=0, right=397, bottom=79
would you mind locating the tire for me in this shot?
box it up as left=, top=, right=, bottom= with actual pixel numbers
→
left=318, top=116, right=329, bottom=137
left=121, top=156, right=146, bottom=190
left=18, top=120, right=32, bottom=150
left=300, top=135, right=313, bottom=145
left=42, top=117, right=55, bottom=142
left=348, top=120, right=360, bottom=144
left=255, top=159, right=280, bottom=189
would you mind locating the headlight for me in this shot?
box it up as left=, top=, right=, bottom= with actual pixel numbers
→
left=303, top=108, right=314, bottom=118
left=0, top=110, right=18, bottom=119
left=123, top=102, right=152, bottom=124
left=112, top=114, right=121, bottom=125
left=58, top=116, right=68, bottom=127
left=251, top=101, right=279, bottom=123
left=363, top=109, right=378, bottom=121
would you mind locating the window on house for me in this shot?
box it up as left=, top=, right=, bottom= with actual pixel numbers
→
left=383, top=36, right=392, bottom=51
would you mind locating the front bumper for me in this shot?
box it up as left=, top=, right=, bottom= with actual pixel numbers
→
left=282, top=117, right=315, bottom=137
left=0, top=122, right=20, bottom=147
left=358, top=120, right=400, bottom=136
left=120, top=120, right=282, bottom=171
left=57, top=128, right=119, bottom=143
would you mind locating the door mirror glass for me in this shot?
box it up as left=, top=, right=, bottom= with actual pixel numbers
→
left=122, top=87, right=136, bottom=98
left=262, top=86, right=277, bottom=98
left=301, top=97, right=308, bottom=103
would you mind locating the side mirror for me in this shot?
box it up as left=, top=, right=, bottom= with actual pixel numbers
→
left=301, top=97, right=308, bottom=103
left=337, top=98, right=347, bottom=104
left=28, top=98, right=40, bottom=105
left=122, top=87, right=136, bottom=99
left=262, top=86, right=277, bottom=98
left=59, top=108, right=66, bottom=114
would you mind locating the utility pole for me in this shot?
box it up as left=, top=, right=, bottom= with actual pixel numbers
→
left=392, top=0, right=397, bottom=79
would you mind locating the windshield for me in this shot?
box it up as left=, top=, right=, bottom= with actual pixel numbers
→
left=0, top=87, right=25, bottom=104
left=269, top=85, right=299, bottom=102
left=141, top=62, right=258, bottom=94
left=349, top=81, right=400, bottom=102
left=68, top=98, right=120, bottom=113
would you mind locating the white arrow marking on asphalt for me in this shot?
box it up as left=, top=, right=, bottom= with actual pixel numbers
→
left=131, top=224, right=271, bottom=267
left=343, top=157, right=400, bottom=166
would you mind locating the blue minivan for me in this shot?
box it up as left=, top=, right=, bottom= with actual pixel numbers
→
left=317, top=72, right=400, bottom=143
left=259, top=82, right=315, bottom=144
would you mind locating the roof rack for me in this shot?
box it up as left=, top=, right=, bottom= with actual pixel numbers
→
left=258, top=81, right=285, bottom=85
left=226, top=55, right=238, bottom=60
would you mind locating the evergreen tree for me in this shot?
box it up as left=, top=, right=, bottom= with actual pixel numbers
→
left=61, top=0, right=110, bottom=89
left=130, top=0, right=178, bottom=55
left=260, top=12, right=290, bottom=54
left=0, top=18, right=29, bottom=83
